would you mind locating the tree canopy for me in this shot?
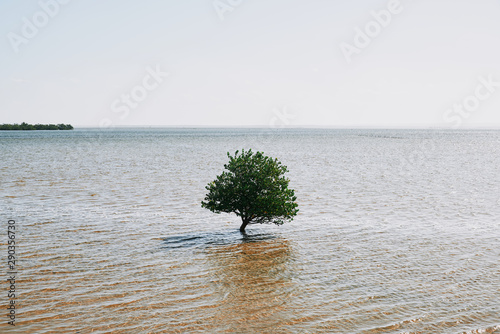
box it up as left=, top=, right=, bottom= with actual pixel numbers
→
left=201, top=149, right=298, bottom=232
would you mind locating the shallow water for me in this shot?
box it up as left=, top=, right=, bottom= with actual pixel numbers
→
left=1, top=128, right=499, bottom=333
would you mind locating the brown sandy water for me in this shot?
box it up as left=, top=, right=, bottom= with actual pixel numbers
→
left=1, top=128, right=499, bottom=333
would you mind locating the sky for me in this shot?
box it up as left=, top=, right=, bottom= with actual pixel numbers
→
left=1, top=0, right=500, bottom=128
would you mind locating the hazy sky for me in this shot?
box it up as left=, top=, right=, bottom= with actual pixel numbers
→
left=1, top=0, right=500, bottom=128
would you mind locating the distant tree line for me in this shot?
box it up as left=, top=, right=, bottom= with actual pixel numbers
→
left=0, top=122, right=74, bottom=130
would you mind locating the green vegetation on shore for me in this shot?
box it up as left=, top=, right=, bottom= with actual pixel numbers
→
left=0, top=122, right=74, bottom=130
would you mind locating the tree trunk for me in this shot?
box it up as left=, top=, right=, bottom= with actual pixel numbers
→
left=240, top=218, right=250, bottom=233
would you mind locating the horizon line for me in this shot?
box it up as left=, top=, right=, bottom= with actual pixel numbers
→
left=70, top=125, right=500, bottom=130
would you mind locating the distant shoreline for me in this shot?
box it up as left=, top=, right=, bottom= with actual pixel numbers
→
left=0, top=123, right=73, bottom=130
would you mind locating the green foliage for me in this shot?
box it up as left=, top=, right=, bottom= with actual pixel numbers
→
left=0, top=122, right=73, bottom=130
left=202, top=149, right=298, bottom=231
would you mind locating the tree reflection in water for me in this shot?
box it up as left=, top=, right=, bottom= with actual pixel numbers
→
left=204, top=233, right=298, bottom=332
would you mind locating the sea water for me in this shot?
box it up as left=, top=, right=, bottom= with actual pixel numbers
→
left=1, top=128, right=499, bottom=333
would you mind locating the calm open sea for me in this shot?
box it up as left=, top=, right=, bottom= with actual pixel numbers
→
left=1, top=128, right=499, bottom=333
